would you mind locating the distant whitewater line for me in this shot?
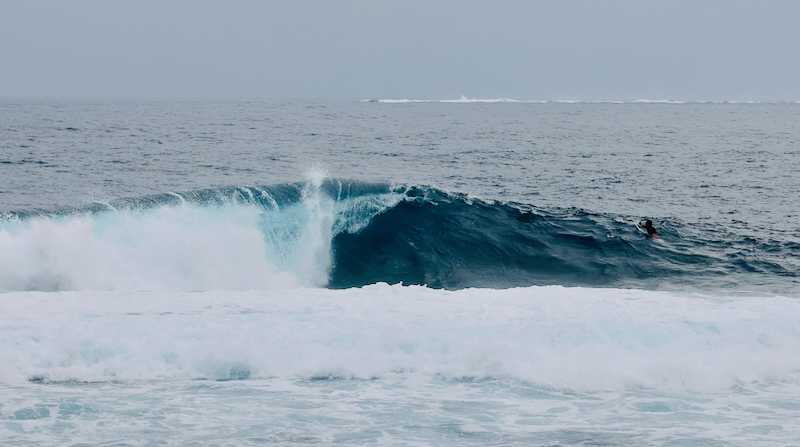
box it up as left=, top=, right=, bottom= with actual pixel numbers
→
left=362, top=96, right=799, bottom=104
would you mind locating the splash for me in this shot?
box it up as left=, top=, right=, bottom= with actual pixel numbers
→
left=0, top=179, right=400, bottom=292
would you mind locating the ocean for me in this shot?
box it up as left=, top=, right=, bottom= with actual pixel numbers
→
left=1, top=98, right=799, bottom=445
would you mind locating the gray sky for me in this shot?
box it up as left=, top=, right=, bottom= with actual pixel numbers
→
left=1, top=0, right=798, bottom=100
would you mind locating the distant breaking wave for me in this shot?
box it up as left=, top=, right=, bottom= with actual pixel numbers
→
left=362, top=96, right=799, bottom=104
left=1, top=179, right=796, bottom=293
left=364, top=97, right=542, bottom=103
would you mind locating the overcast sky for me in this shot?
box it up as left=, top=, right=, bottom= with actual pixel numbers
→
left=1, top=0, right=798, bottom=100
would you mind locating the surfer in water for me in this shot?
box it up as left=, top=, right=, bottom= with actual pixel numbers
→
left=639, top=220, right=660, bottom=238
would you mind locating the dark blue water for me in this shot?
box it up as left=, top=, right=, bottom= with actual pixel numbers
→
left=329, top=185, right=798, bottom=292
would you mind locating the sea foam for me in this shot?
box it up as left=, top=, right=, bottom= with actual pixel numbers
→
left=2, top=284, right=799, bottom=394
left=0, top=179, right=402, bottom=292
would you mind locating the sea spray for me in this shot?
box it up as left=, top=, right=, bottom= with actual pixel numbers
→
left=296, top=167, right=335, bottom=287
left=0, top=179, right=407, bottom=292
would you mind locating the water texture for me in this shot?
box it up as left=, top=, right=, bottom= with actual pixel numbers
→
left=1, top=99, right=799, bottom=446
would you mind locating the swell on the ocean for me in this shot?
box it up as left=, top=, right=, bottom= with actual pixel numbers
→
left=0, top=179, right=796, bottom=293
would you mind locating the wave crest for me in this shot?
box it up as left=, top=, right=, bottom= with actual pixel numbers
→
left=1, top=181, right=795, bottom=292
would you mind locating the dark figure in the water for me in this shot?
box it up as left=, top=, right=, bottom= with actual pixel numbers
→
left=639, top=220, right=660, bottom=238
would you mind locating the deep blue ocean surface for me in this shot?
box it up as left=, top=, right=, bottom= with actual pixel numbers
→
left=1, top=99, right=799, bottom=445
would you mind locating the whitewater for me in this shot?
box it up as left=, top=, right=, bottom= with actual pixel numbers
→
left=1, top=99, right=799, bottom=445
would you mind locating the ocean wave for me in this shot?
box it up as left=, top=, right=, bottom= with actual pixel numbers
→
left=330, top=187, right=797, bottom=291
left=439, top=96, right=539, bottom=103
left=0, top=179, right=402, bottom=291
left=363, top=98, right=797, bottom=105
left=362, top=99, right=436, bottom=103
left=0, top=180, right=796, bottom=293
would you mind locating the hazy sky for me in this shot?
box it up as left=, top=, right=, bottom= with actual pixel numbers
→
left=1, top=0, right=798, bottom=100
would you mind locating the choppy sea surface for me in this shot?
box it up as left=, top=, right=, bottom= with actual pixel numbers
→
left=1, top=99, right=799, bottom=445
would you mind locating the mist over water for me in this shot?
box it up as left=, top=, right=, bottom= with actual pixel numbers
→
left=1, top=100, right=799, bottom=445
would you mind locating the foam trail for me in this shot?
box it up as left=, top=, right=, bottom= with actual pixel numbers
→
left=254, top=187, right=279, bottom=209
left=168, top=192, right=187, bottom=205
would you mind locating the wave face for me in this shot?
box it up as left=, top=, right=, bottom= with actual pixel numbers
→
left=1, top=180, right=796, bottom=292
left=330, top=187, right=797, bottom=292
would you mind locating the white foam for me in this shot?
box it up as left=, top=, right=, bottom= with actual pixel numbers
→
left=363, top=98, right=790, bottom=104
left=632, top=99, right=687, bottom=104
left=366, top=97, right=548, bottom=103
left=2, top=285, right=799, bottom=394
left=0, top=205, right=304, bottom=291
left=374, top=99, right=435, bottom=103
left=440, top=96, right=525, bottom=103
left=0, top=180, right=402, bottom=292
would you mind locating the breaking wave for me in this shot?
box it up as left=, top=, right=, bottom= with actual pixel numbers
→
left=1, top=179, right=796, bottom=293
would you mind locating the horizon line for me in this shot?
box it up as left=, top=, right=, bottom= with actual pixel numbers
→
left=1, top=95, right=798, bottom=104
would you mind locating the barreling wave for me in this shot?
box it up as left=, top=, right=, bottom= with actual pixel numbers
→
left=1, top=179, right=796, bottom=293
left=329, top=186, right=797, bottom=292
